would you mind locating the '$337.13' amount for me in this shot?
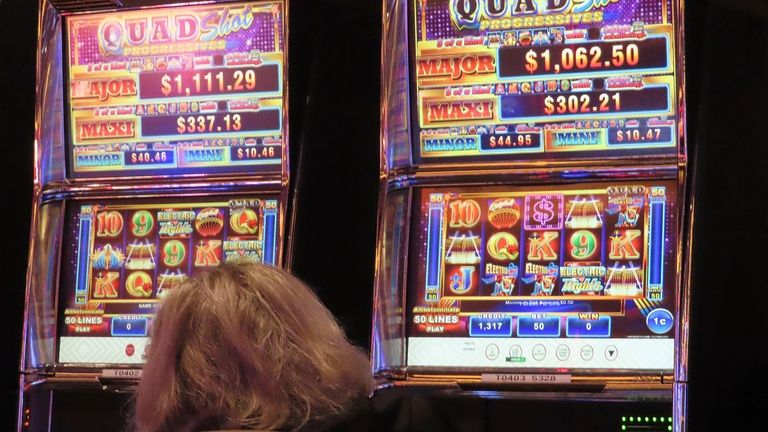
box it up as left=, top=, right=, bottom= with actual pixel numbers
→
left=176, top=114, right=242, bottom=134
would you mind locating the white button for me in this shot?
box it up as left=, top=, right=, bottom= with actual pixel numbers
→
left=486, top=344, right=500, bottom=360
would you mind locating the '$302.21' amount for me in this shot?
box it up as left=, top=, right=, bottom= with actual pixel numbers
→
left=543, top=93, right=621, bottom=115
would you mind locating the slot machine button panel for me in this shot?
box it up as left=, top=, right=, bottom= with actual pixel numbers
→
left=532, top=344, right=547, bottom=361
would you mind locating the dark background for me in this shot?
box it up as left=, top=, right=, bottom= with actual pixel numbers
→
left=1, top=0, right=767, bottom=431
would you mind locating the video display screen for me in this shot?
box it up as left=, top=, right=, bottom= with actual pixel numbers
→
left=407, top=181, right=677, bottom=371
left=58, top=195, right=281, bottom=365
left=413, top=0, right=679, bottom=163
left=66, top=1, right=285, bottom=178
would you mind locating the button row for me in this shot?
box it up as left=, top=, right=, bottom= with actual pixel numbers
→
left=484, top=343, right=619, bottom=362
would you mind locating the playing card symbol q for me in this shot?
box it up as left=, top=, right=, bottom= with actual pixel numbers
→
left=487, top=232, right=519, bottom=261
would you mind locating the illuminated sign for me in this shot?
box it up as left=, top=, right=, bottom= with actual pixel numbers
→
left=413, top=0, right=679, bottom=163
left=66, top=1, right=285, bottom=178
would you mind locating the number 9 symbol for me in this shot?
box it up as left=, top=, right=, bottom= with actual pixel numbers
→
left=162, top=240, right=186, bottom=267
left=131, top=211, right=155, bottom=237
left=569, top=230, right=597, bottom=260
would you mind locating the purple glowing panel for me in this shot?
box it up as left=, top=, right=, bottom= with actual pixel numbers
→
left=412, top=0, right=680, bottom=164
left=66, top=1, right=286, bottom=178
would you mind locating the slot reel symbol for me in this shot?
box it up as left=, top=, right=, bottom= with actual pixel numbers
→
left=230, top=208, right=260, bottom=235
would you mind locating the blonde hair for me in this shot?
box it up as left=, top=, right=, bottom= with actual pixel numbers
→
left=134, top=263, right=374, bottom=432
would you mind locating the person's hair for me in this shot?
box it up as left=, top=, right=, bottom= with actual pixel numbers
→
left=134, top=263, right=374, bottom=432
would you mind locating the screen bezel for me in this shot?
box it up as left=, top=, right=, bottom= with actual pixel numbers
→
left=402, top=180, right=679, bottom=376
left=405, top=0, right=682, bottom=169
left=54, top=191, right=283, bottom=369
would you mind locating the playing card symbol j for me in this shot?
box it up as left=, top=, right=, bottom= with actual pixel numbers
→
left=449, top=266, right=476, bottom=294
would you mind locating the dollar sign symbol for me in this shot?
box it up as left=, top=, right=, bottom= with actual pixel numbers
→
left=525, top=50, right=538, bottom=73
left=533, top=198, right=555, bottom=225
left=544, top=96, right=555, bottom=115
left=161, top=74, right=172, bottom=96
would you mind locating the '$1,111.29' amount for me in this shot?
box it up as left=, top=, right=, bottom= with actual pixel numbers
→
left=161, top=70, right=257, bottom=97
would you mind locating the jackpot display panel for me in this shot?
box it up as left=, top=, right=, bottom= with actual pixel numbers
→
left=65, top=0, right=286, bottom=178
left=58, top=195, right=281, bottom=365
left=410, top=0, right=681, bottom=165
left=406, top=181, right=677, bottom=371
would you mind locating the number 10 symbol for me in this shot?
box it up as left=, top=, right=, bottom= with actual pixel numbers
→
left=448, top=200, right=481, bottom=228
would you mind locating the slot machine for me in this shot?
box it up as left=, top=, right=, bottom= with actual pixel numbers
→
left=19, top=1, right=289, bottom=431
left=373, top=0, right=691, bottom=430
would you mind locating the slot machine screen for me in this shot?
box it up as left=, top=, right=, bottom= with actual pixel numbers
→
left=406, top=181, right=678, bottom=371
left=57, top=195, right=281, bottom=364
left=412, top=0, right=680, bottom=164
left=65, top=0, right=285, bottom=178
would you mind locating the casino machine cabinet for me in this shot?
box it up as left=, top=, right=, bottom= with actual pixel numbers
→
left=372, top=0, right=692, bottom=431
left=19, top=1, right=290, bottom=431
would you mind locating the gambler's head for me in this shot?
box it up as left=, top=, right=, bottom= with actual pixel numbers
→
left=134, top=262, right=374, bottom=432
